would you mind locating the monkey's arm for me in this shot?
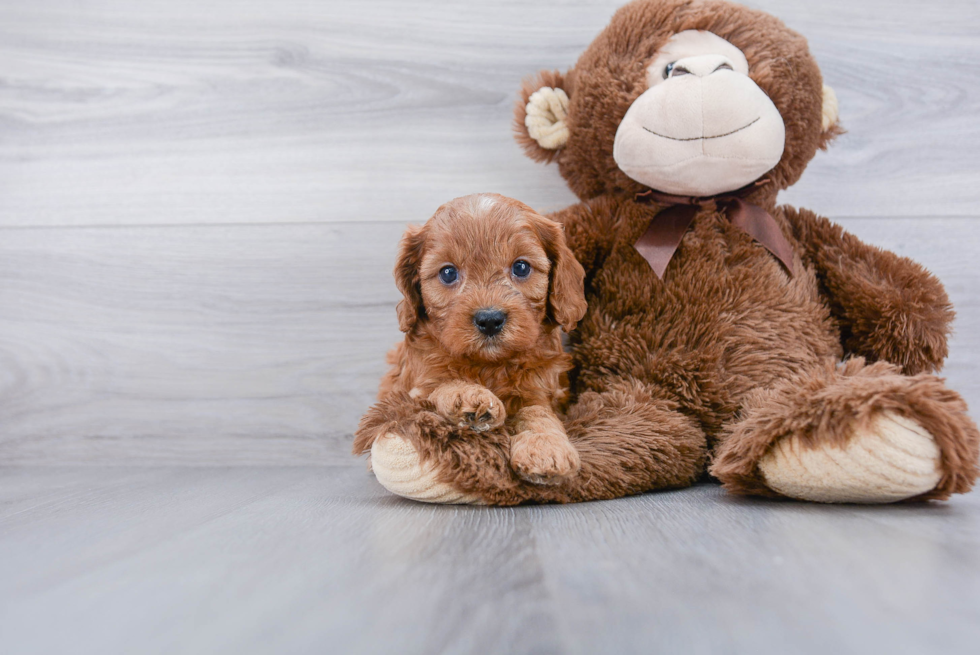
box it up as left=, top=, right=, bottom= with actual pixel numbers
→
left=785, top=206, right=953, bottom=374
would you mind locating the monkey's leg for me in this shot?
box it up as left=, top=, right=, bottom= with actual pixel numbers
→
left=710, top=358, right=979, bottom=503
left=355, top=392, right=488, bottom=504
left=553, top=378, right=707, bottom=501
left=364, top=378, right=707, bottom=505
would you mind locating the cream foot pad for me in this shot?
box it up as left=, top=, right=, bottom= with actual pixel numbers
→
left=370, top=434, right=483, bottom=504
left=759, top=411, right=943, bottom=503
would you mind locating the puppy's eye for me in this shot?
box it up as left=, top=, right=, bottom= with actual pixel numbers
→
left=438, top=265, right=458, bottom=285
left=511, top=260, right=531, bottom=278
left=663, top=62, right=676, bottom=79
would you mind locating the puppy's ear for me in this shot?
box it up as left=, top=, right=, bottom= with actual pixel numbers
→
left=529, top=213, right=587, bottom=333
left=393, top=224, right=427, bottom=333
left=514, top=69, right=575, bottom=164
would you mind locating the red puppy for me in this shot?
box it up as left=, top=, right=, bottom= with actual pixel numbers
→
left=356, top=193, right=587, bottom=484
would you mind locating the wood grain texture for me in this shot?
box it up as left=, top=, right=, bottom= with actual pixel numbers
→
left=0, top=222, right=403, bottom=464
left=1, top=0, right=979, bottom=227
left=1, top=468, right=978, bottom=655
left=0, top=217, right=977, bottom=465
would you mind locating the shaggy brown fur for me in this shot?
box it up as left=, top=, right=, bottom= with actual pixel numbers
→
left=356, top=0, right=979, bottom=504
left=353, top=193, right=588, bottom=484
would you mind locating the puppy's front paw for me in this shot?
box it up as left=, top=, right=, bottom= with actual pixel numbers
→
left=433, top=385, right=506, bottom=432
left=510, top=431, right=581, bottom=485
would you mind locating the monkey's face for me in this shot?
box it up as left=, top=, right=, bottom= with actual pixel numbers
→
left=515, top=0, right=840, bottom=200
left=613, top=30, right=786, bottom=197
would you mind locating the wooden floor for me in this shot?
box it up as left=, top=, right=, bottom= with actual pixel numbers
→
left=2, top=468, right=979, bottom=655
left=2, top=0, right=980, bottom=653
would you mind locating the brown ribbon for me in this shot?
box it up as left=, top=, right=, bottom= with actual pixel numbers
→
left=634, top=182, right=795, bottom=280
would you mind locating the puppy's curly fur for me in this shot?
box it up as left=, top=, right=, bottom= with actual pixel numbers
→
left=354, top=193, right=588, bottom=484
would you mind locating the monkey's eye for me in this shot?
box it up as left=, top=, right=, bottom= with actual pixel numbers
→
left=512, top=260, right=531, bottom=278
left=663, top=62, right=692, bottom=78
left=439, top=265, right=458, bottom=285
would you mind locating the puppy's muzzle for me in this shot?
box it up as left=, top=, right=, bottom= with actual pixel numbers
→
left=473, top=308, right=507, bottom=338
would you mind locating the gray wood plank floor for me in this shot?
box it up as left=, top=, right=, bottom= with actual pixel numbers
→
left=1, top=468, right=978, bottom=655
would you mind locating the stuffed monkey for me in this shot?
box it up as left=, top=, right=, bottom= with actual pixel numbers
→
left=356, top=0, right=979, bottom=505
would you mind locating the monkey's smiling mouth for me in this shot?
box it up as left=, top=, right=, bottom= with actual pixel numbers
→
left=642, top=116, right=760, bottom=142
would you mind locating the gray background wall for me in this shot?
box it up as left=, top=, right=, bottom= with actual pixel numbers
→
left=2, top=0, right=978, bottom=465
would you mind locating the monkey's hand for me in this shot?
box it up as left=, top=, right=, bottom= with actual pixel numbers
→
left=786, top=206, right=952, bottom=374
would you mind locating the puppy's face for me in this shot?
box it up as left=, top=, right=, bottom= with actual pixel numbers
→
left=394, top=194, right=586, bottom=362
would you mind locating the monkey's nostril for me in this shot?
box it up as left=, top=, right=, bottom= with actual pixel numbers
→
left=473, top=309, right=507, bottom=337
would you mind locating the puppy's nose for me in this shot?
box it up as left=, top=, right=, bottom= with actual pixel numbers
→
left=473, top=309, right=507, bottom=337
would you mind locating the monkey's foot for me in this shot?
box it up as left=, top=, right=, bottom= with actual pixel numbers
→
left=758, top=411, right=942, bottom=503
left=370, top=434, right=483, bottom=505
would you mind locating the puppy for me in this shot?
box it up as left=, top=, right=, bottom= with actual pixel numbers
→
left=360, top=193, right=587, bottom=484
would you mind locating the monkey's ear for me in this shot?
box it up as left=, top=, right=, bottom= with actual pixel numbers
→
left=393, top=224, right=427, bottom=333
left=528, top=213, right=587, bottom=333
left=514, top=69, right=574, bottom=163
left=818, top=84, right=844, bottom=149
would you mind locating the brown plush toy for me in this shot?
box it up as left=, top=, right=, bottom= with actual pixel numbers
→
left=356, top=0, right=980, bottom=505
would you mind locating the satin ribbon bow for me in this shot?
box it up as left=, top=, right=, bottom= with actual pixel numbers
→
left=634, top=181, right=795, bottom=280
